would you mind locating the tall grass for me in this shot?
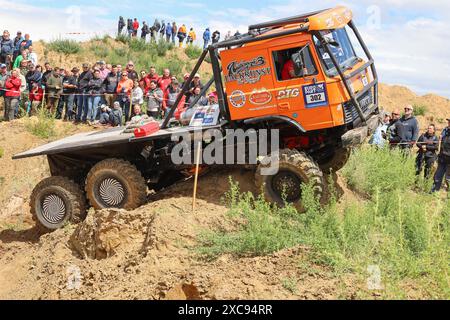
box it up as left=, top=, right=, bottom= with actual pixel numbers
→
left=413, top=104, right=428, bottom=117
left=198, top=147, right=449, bottom=298
left=48, top=39, right=82, bottom=55
left=26, top=108, right=56, bottom=139
left=185, top=45, right=203, bottom=59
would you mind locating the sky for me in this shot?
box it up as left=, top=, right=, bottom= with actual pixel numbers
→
left=2, top=0, right=450, bottom=98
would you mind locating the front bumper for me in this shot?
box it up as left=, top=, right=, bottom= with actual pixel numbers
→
left=341, top=114, right=380, bottom=148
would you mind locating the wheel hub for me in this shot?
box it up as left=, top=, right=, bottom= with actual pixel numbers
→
left=99, top=178, right=125, bottom=207
left=41, top=194, right=66, bottom=225
left=271, top=170, right=302, bottom=202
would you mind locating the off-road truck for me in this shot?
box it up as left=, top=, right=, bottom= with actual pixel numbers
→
left=13, top=6, right=380, bottom=231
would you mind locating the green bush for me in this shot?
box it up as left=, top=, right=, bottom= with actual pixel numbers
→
left=185, top=45, right=203, bottom=59
left=413, top=105, right=428, bottom=116
left=90, top=43, right=110, bottom=58
left=198, top=147, right=449, bottom=298
left=26, top=108, right=56, bottom=139
left=115, top=34, right=130, bottom=45
left=0, top=147, right=3, bottom=158
left=48, top=39, right=81, bottom=55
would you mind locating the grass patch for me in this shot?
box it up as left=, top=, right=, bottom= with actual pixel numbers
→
left=198, top=147, right=449, bottom=298
left=90, top=42, right=110, bottom=58
left=48, top=39, right=82, bottom=55
left=26, top=108, right=56, bottom=139
left=0, top=146, right=3, bottom=158
left=185, top=45, right=203, bottom=59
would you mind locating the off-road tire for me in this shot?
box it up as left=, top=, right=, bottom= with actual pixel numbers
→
left=255, top=149, right=324, bottom=211
left=320, top=147, right=351, bottom=174
left=85, top=159, right=147, bottom=210
left=30, top=176, right=87, bottom=232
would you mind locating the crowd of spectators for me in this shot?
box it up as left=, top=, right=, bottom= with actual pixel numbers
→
left=369, top=106, right=450, bottom=194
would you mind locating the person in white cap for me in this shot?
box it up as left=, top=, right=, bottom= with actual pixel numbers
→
left=394, top=105, right=419, bottom=150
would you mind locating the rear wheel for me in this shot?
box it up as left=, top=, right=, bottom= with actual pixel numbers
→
left=85, top=159, right=147, bottom=210
left=255, top=149, right=324, bottom=211
left=30, top=176, right=87, bottom=232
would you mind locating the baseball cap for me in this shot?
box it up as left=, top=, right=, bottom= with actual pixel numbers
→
left=194, top=73, right=200, bottom=78
left=71, top=67, right=79, bottom=73
left=0, top=63, right=6, bottom=68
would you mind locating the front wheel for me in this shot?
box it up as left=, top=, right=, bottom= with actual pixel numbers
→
left=255, top=149, right=324, bottom=211
left=30, top=176, right=87, bottom=232
left=85, top=159, right=147, bottom=210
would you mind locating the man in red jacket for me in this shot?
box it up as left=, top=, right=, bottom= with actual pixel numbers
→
left=132, top=18, right=139, bottom=37
left=157, top=68, right=172, bottom=92
left=29, top=81, right=43, bottom=116
left=4, top=69, right=21, bottom=121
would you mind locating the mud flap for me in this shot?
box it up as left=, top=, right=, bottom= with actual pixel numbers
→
left=342, top=115, right=380, bottom=148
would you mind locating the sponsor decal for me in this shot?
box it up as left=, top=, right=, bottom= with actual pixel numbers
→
left=249, top=88, right=272, bottom=105
left=229, top=90, right=246, bottom=108
left=302, top=83, right=329, bottom=108
left=225, top=56, right=271, bottom=85
left=277, top=88, right=300, bottom=100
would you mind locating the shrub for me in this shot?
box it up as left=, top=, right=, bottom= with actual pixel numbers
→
left=185, top=45, right=203, bottom=59
left=48, top=39, right=81, bottom=55
left=115, top=34, right=130, bottom=45
left=90, top=43, right=110, bottom=58
left=0, top=147, right=3, bottom=158
left=413, top=104, right=427, bottom=116
left=26, top=108, right=56, bottom=139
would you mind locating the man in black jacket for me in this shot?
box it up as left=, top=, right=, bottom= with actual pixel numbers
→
left=103, top=65, right=119, bottom=108
left=416, top=124, right=439, bottom=178
left=395, top=105, right=419, bottom=150
left=432, top=119, right=450, bottom=193
left=118, top=16, right=125, bottom=35
left=57, top=67, right=78, bottom=121
left=76, top=63, right=93, bottom=123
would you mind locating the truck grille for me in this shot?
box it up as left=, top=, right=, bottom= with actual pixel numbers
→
left=344, top=90, right=373, bottom=124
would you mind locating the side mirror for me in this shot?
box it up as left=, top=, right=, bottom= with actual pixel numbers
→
left=291, top=44, right=310, bottom=77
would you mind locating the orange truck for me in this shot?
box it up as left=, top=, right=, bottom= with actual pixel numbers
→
left=14, top=6, right=379, bottom=231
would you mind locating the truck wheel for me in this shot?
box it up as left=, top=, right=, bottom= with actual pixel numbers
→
left=255, top=149, right=324, bottom=211
left=30, top=176, right=87, bottom=232
left=320, top=147, right=351, bottom=174
left=85, top=159, right=147, bottom=210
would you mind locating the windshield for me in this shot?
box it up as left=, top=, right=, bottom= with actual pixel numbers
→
left=314, top=27, right=359, bottom=76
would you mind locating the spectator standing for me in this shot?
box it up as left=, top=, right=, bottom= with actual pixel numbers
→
left=46, top=67, right=63, bottom=114
left=187, top=28, right=196, bottom=45
left=103, top=65, right=119, bottom=107
left=432, top=119, right=450, bottom=193
left=146, top=79, right=163, bottom=118
left=132, top=18, right=139, bottom=37
left=165, top=22, right=172, bottom=42
left=224, top=31, right=232, bottom=40
left=27, top=46, right=38, bottom=66
left=87, top=69, right=104, bottom=122
left=118, top=16, right=125, bottom=35
left=157, top=68, right=172, bottom=92
left=13, top=31, right=24, bottom=61
left=96, top=60, right=108, bottom=80
left=20, top=34, right=32, bottom=49
left=0, top=64, right=9, bottom=104
left=171, top=22, right=177, bottom=44
left=29, top=81, right=43, bottom=115
left=203, top=28, right=211, bottom=49
left=13, top=49, right=28, bottom=69
left=177, top=24, right=187, bottom=48
left=369, top=113, right=391, bottom=148
left=58, top=67, right=78, bottom=121
left=234, top=30, right=241, bottom=37
left=141, top=21, right=149, bottom=41
left=1, top=31, right=14, bottom=67
left=416, top=124, right=439, bottom=178
left=387, top=109, right=401, bottom=146
left=160, top=20, right=166, bottom=40
left=212, top=30, right=220, bottom=44
left=153, top=19, right=161, bottom=38
left=127, top=19, right=133, bottom=37
left=395, top=105, right=419, bottom=150
left=125, top=61, right=139, bottom=81
left=76, top=63, right=93, bottom=123
left=163, top=79, right=186, bottom=118
left=116, top=71, right=133, bottom=121
left=25, top=63, right=42, bottom=90
left=3, top=68, right=21, bottom=121
left=131, top=79, right=143, bottom=108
